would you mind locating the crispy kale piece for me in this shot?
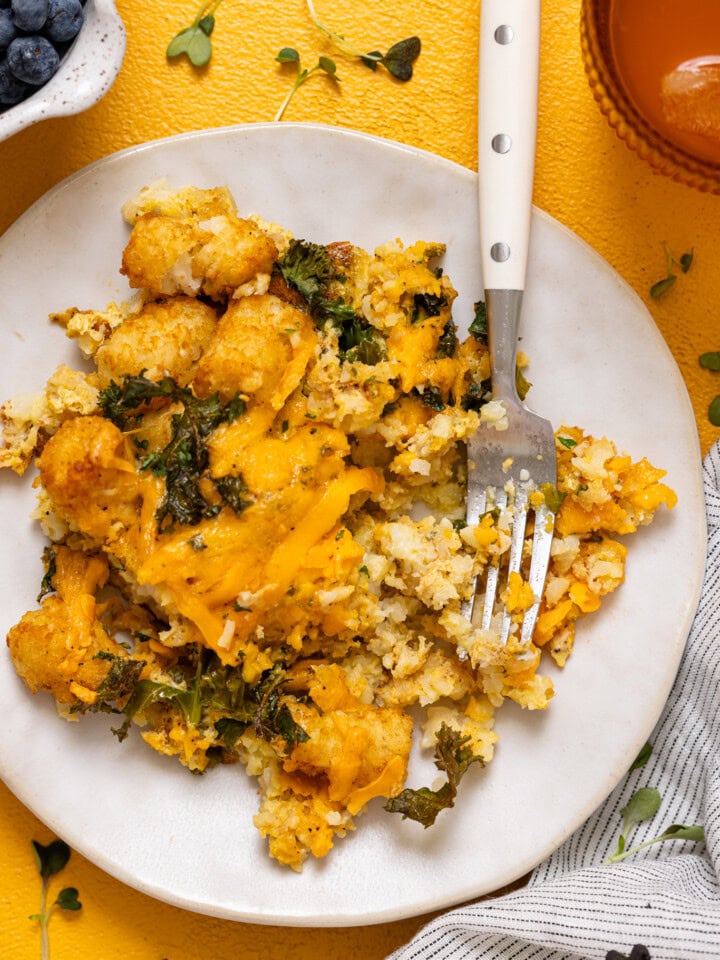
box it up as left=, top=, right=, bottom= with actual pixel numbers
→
left=437, top=319, right=458, bottom=358
left=113, top=657, right=309, bottom=751
left=99, top=372, right=250, bottom=531
left=384, top=723, right=484, bottom=827
left=411, top=291, right=448, bottom=324
left=277, top=239, right=387, bottom=365
left=98, top=373, right=179, bottom=429
left=277, top=239, right=334, bottom=309
left=468, top=300, right=488, bottom=344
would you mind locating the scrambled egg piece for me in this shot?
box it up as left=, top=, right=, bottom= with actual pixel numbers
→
left=1, top=185, right=676, bottom=871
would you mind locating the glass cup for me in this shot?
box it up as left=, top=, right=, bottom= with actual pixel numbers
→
left=580, top=0, right=720, bottom=194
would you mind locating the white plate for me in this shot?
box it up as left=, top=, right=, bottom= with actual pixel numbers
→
left=0, top=123, right=706, bottom=927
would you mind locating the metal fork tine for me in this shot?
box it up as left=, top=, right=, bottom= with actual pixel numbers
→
left=519, top=502, right=554, bottom=645
left=498, top=487, right=530, bottom=645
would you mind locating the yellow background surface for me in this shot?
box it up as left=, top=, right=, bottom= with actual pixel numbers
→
left=1, top=0, right=718, bottom=957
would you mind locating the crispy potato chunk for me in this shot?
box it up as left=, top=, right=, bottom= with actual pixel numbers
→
left=37, top=416, right=139, bottom=540
left=7, top=546, right=130, bottom=705
left=121, top=213, right=278, bottom=300
left=94, top=297, right=217, bottom=388
left=192, top=294, right=318, bottom=408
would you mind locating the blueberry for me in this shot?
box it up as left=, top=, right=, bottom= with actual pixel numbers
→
left=7, top=35, right=58, bottom=85
left=11, top=0, right=47, bottom=31
left=0, top=56, right=31, bottom=103
left=44, top=0, right=82, bottom=42
left=0, top=8, right=16, bottom=50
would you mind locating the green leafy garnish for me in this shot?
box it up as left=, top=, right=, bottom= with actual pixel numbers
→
left=276, top=240, right=385, bottom=363
left=414, top=385, right=446, bottom=412
left=649, top=242, right=694, bottom=298
left=277, top=239, right=333, bottom=308
left=411, top=291, right=447, bottom=324
left=305, top=0, right=420, bottom=80
left=384, top=723, right=484, bottom=827
left=100, top=373, right=250, bottom=531
left=212, top=475, right=252, bottom=515
left=699, top=352, right=720, bottom=426
left=606, top=817, right=704, bottom=864
left=437, top=319, right=458, bottom=358
left=629, top=741, right=652, bottom=772
left=113, top=656, right=309, bottom=751
left=613, top=786, right=662, bottom=858
left=515, top=366, right=531, bottom=401
left=699, top=351, right=720, bottom=372
left=98, top=372, right=178, bottom=430
left=167, top=0, right=223, bottom=67
left=557, top=436, right=578, bottom=450
left=274, top=48, right=339, bottom=121
left=709, top=396, right=720, bottom=427
left=30, top=840, right=82, bottom=960
left=468, top=300, right=488, bottom=344
left=540, top=482, right=566, bottom=514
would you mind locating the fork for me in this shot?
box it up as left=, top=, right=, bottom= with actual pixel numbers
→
left=462, top=0, right=557, bottom=646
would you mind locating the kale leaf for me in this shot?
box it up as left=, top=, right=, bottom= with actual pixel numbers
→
left=384, top=723, right=484, bottom=827
left=469, top=300, right=488, bottom=344
left=437, top=319, right=458, bottom=358
left=98, top=373, right=180, bottom=429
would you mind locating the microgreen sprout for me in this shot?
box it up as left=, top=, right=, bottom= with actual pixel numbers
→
left=167, top=0, right=224, bottom=67
left=604, top=786, right=704, bottom=864
left=699, top=352, right=720, bottom=426
left=304, top=0, right=420, bottom=80
left=649, top=241, right=694, bottom=298
left=274, top=48, right=339, bottom=121
left=29, top=839, right=82, bottom=960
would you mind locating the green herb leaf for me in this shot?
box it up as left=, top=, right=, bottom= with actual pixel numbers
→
left=437, top=319, right=458, bottom=358
left=469, top=300, right=488, bottom=344
left=629, top=742, right=652, bottom=772
left=558, top=436, right=578, bottom=449
left=213, top=474, right=253, bottom=515
left=31, top=840, right=71, bottom=880
left=55, top=887, right=82, bottom=912
left=709, top=395, right=720, bottom=426
left=384, top=723, right=483, bottom=827
left=621, top=786, right=662, bottom=836
left=276, top=47, right=300, bottom=64
left=167, top=0, right=223, bottom=67
left=699, top=351, right=720, bottom=371
left=679, top=249, right=694, bottom=273
left=606, top=820, right=704, bottom=864
left=515, top=366, right=531, bottom=401
left=411, top=291, right=447, bottom=324
left=380, top=36, right=421, bottom=81
left=650, top=274, right=676, bottom=299
left=318, top=55, right=337, bottom=75
left=541, top=482, right=566, bottom=515
left=167, top=25, right=212, bottom=67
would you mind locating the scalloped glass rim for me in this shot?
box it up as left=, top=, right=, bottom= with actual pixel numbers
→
left=580, top=0, right=720, bottom=194
left=0, top=0, right=126, bottom=143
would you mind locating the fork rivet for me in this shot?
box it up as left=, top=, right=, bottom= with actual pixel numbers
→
left=491, top=242, right=511, bottom=262
left=492, top=133, right=512, bottom=154
left=494, top=24, right=514, bottom=44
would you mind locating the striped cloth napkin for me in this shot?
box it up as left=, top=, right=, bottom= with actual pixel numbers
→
left=389, top=441, right=720, bottom=960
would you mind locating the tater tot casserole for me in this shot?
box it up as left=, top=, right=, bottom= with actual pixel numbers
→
left=0, top=183, right=677, bottom=870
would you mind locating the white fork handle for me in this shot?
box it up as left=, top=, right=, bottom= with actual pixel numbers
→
left=478, top=0, right=540, bottom=293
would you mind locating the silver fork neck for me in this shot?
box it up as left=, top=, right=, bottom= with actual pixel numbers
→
left=485, top=287, right=524, bottom=404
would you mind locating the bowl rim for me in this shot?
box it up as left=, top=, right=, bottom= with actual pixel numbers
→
left=0, top=0, right=126, bottom=143
left=580, top=0, right=720, bottom=194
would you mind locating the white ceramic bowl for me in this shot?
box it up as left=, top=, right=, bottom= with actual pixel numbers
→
left=0, top=0, right=125, bottom=143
